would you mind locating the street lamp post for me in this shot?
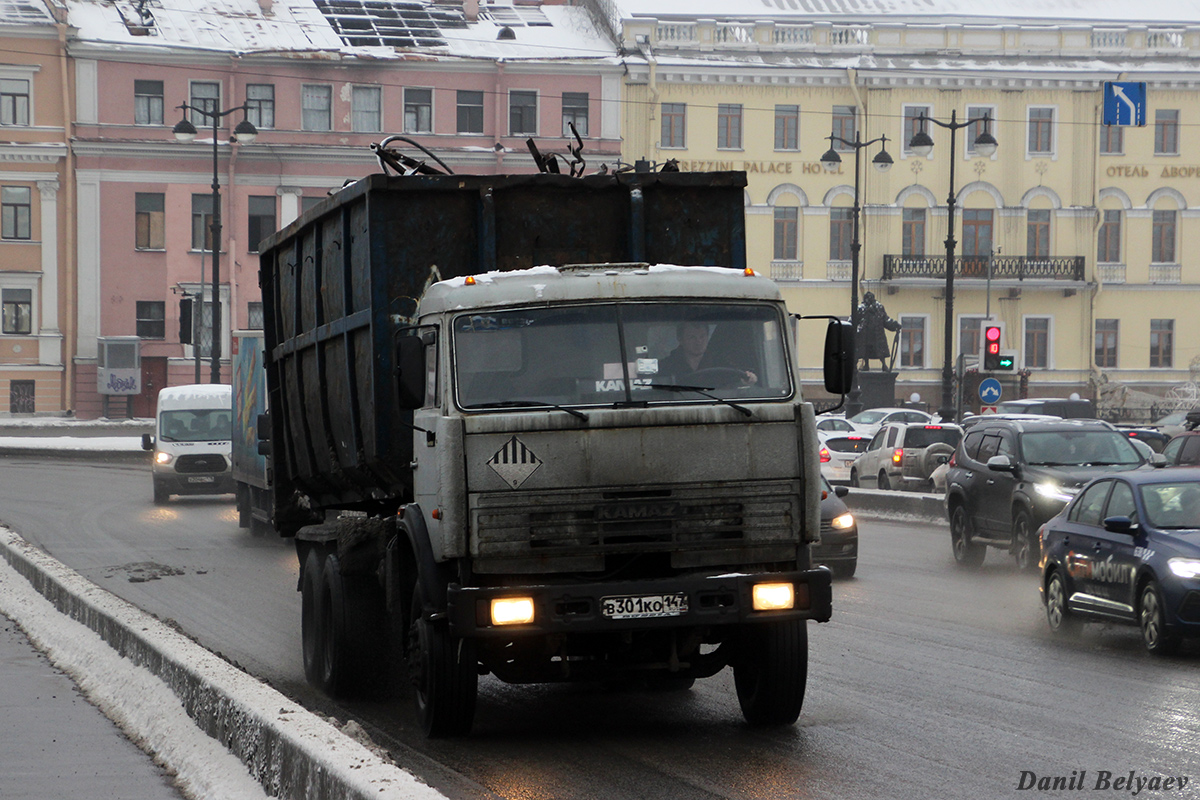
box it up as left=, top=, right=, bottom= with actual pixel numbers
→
left=173, top=103, right=257, bottom=384
left=907, top=111, right=997, bottom=422
left=820, top=131, right=893, bottom=416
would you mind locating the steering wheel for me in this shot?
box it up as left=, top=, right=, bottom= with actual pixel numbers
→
left=687, top=367, right=752, bottom=389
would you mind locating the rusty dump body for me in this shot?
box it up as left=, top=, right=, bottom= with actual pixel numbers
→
left=256, top=170, right=748, bottom=526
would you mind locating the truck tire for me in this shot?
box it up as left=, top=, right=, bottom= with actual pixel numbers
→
left=300, top=548, right=325, bottom=687
left=407, top=583, right=478, bottom=737
left=733, top=619, right=808, bottom=726
left=318, top=553, right=387, bottom=697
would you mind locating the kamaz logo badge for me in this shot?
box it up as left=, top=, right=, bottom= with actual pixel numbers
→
left=487, top=436, right=542, bottom=489
left=595, top=502, right=679, bottom=522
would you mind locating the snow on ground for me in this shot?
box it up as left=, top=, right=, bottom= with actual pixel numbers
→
left=0, top=540, right=271, bottom=800
left=0, top=435, right=146, bottom=451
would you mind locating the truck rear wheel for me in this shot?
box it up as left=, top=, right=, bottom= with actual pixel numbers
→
left=407, top=583, right=477, bottom=737
left=300, top=548, right=325, bottom=687
left=318, top=554, right=386, bottom=696
left=733, top=619, right=808, bottom=726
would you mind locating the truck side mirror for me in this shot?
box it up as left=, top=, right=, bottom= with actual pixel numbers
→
left=395, top=334, right=425, bottom=410
left=823, top=319, right=855, bottom=395
left=141, top=433, right=154, bottom=451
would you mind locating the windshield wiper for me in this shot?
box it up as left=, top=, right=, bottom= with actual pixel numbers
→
left=647, top=383, right=752, bottom=417
left=467, top=399, right=589, bottom=422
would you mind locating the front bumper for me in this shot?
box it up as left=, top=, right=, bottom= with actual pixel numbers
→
left=448, top=568, right=832, bottom=637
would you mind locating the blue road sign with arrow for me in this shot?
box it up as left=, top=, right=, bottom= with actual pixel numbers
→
left=1103, top=82, right=1146, bottom=127
left=979, top=378, right=1003, bottom=404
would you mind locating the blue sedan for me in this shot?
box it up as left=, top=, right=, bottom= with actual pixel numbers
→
left=1040, top=468, right=1200, bottom=654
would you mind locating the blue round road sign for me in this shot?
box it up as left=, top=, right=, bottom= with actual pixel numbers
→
left=979, top=378, right=1003, bottom=404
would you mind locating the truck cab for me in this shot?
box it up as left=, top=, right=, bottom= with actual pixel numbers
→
left=142, top=384, right=234, bottom=505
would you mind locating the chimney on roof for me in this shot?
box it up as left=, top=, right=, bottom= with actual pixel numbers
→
left=258, top=0, right=274, bottom=15
left=463, top=0, right=479, bottom=22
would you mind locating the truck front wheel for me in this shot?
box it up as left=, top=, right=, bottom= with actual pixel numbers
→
left=407, top=583, right=478, bottom=737
left=733, top=619, right=808, bottom=726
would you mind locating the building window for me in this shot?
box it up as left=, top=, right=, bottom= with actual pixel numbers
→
left=136, top=300, right=165, bottom=339
left=829, top=208, right=853, bottom=261
left=1155, top=109, right=1180, bottom=155
left=247, top=196, right=276, bottom=254
left=774, top=207, right=798, bottom=260
left=661, top=103, right=686, bottom=148
left=832, top=105, right=856, bottom=151
left=775, top=105, right=799, bottom=151
left=191, top=194, right=215, bottom=251
left=717, top=104, right=743, bottom=149
left=903, top=105, right=931, bottom=154
left=1100, top=124, right=1123, bottom=155
left=966, top=106, right=995, bottom=155
left=134, top=79, right=163, bottom=125
left=353, top=85, right=383, bottom=132
left=457, top=90, right=484, bottom=134
left=245, top=84, right=274, bottom=129
left=189, top=81, right=220, bottom=126
left=959, top=316, right=987, bottom=359
left=301, top=84, right=332, bottom=131
left=1025, top=317, right=1050, bottom=369
left=962, top=209, right=994, bottom=257
left=9, top=379, right=34, bottom=413
left=2, top=288, right=32, bottom=334
left=248, top=302, right=264, bottom=330
left=403, top=87, right=431, bottom=134
left=1027, top=107, right=1054, bottom=155
left=1095, top=319, right=1118, bottom=369
left=1150, top=319, right=1174, bottom=368
left=1098, top=209, right=1121, bottom=263
left=562, top=92, right=588, bottom=137
left=135, top=193, right=165, bottom=250
left=509, top=90, right=537, bottom=136
left=899, top=316, right=926, bottom=368
left=0, top=78, right=30, bottom=126
left=1, top=186, right=32, bottom=240
left=902, top=208, right=925, bottom=256
left=1027, top=209, right=1051, bottom=258
left=1152, top=209, right=1177, bottom=263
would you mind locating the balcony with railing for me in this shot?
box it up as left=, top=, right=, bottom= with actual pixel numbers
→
left=882, top=254, right=1085, bottom=282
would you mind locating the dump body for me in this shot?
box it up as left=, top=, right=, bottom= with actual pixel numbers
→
left=257, top=171, right=748, bottom=525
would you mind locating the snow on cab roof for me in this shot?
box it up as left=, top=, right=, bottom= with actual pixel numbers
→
left=157, top=383, right=232, bottom=409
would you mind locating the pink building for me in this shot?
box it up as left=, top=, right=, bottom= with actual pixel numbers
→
left=66, top=0, right=624, bottom=417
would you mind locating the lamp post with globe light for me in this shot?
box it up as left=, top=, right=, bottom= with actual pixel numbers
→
left=173, top=103, right=257, bottom=384
left=820, top=131, right=893, bottom=416
left=907, top=111, right=997, bottom=422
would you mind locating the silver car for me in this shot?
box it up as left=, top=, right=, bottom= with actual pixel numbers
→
left=851, top=422, right=963, bottom=491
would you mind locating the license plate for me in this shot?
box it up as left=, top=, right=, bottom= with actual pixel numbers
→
left=601, top=593, right=688, bottom=620
left=186, top=476, right=216, bottom=484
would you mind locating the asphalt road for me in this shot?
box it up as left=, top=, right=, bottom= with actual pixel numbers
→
left=3, top=455, right=1200, bottom=800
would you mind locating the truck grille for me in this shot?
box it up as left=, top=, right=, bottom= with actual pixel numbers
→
left=175, top=454, right=228, bottom=473
left=472, top=481, right=800, bottom=572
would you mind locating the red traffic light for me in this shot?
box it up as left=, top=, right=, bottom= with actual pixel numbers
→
left=985, top=325, right=1001, bottom=342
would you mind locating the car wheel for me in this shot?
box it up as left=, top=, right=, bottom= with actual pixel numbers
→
left=877, top=471, right=891, bottom=491
left=152, top=480, right=169, bottom=505
left=831, top=560, right=857, bottom=579
left=849, top=469, right=859, bottom=489
left=1011, top=509, right=1040, bottom=572
left=1139, top=580, right=1181, bottom=656
left=950, top=504, right=985, bottom=568
left=1044, top=570, right=1081, bottom=636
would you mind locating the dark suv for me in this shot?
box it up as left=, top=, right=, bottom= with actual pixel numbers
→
left=944, top=419, right=1150, bottom=570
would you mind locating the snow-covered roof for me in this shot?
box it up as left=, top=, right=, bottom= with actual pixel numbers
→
left=65, top=0, right=619, bottom=62
left=0, top=0, right=55, bottom=27
left=613, top=0, right=1200, bottom=25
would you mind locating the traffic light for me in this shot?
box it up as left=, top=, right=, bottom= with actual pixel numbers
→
left=179, top=296, right=193, bottom=344
left=983, top=325, right=1002, bottom=370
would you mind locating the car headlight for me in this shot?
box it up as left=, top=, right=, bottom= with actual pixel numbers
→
left=830, top=512, right=855, bottom=530
left=1168, top=558, right=1200, bottom=580
left=154, top=451, right=173, bottom=465
left=1034, top=482, right=1074, bottom=504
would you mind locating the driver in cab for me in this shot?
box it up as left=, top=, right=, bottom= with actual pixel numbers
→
left=659, top=320, right=757, bottom=387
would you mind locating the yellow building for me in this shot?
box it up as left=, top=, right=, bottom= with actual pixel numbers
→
left=612, top=2, right=1200, bottom=417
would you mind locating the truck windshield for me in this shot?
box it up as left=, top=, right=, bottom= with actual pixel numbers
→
left=160, top=409, right=232, bottom=442
left=454, top=302, right=793, bottom=410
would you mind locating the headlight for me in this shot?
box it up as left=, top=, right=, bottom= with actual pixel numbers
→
left=752, top=582, right=794, bottom=611
left=1034, top=482, right=1074, bottom=504
left=490, top=597, right=535, bottom=626
left=830, top=512, right=855, bottom=530
left=154, top=451, right=173, bottom=465
left=1168, top=558, right=1200, bottom=580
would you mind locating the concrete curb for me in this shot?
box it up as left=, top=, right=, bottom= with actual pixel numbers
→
left=0, top=529, right=446, bottom=800
left=841, top=487, right=949, bottom=525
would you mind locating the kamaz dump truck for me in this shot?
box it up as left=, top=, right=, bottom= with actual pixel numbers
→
left=256, top=161, right=852, bottom=736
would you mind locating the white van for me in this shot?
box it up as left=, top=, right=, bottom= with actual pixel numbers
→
left=141, top=384, right=234, bottom=504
